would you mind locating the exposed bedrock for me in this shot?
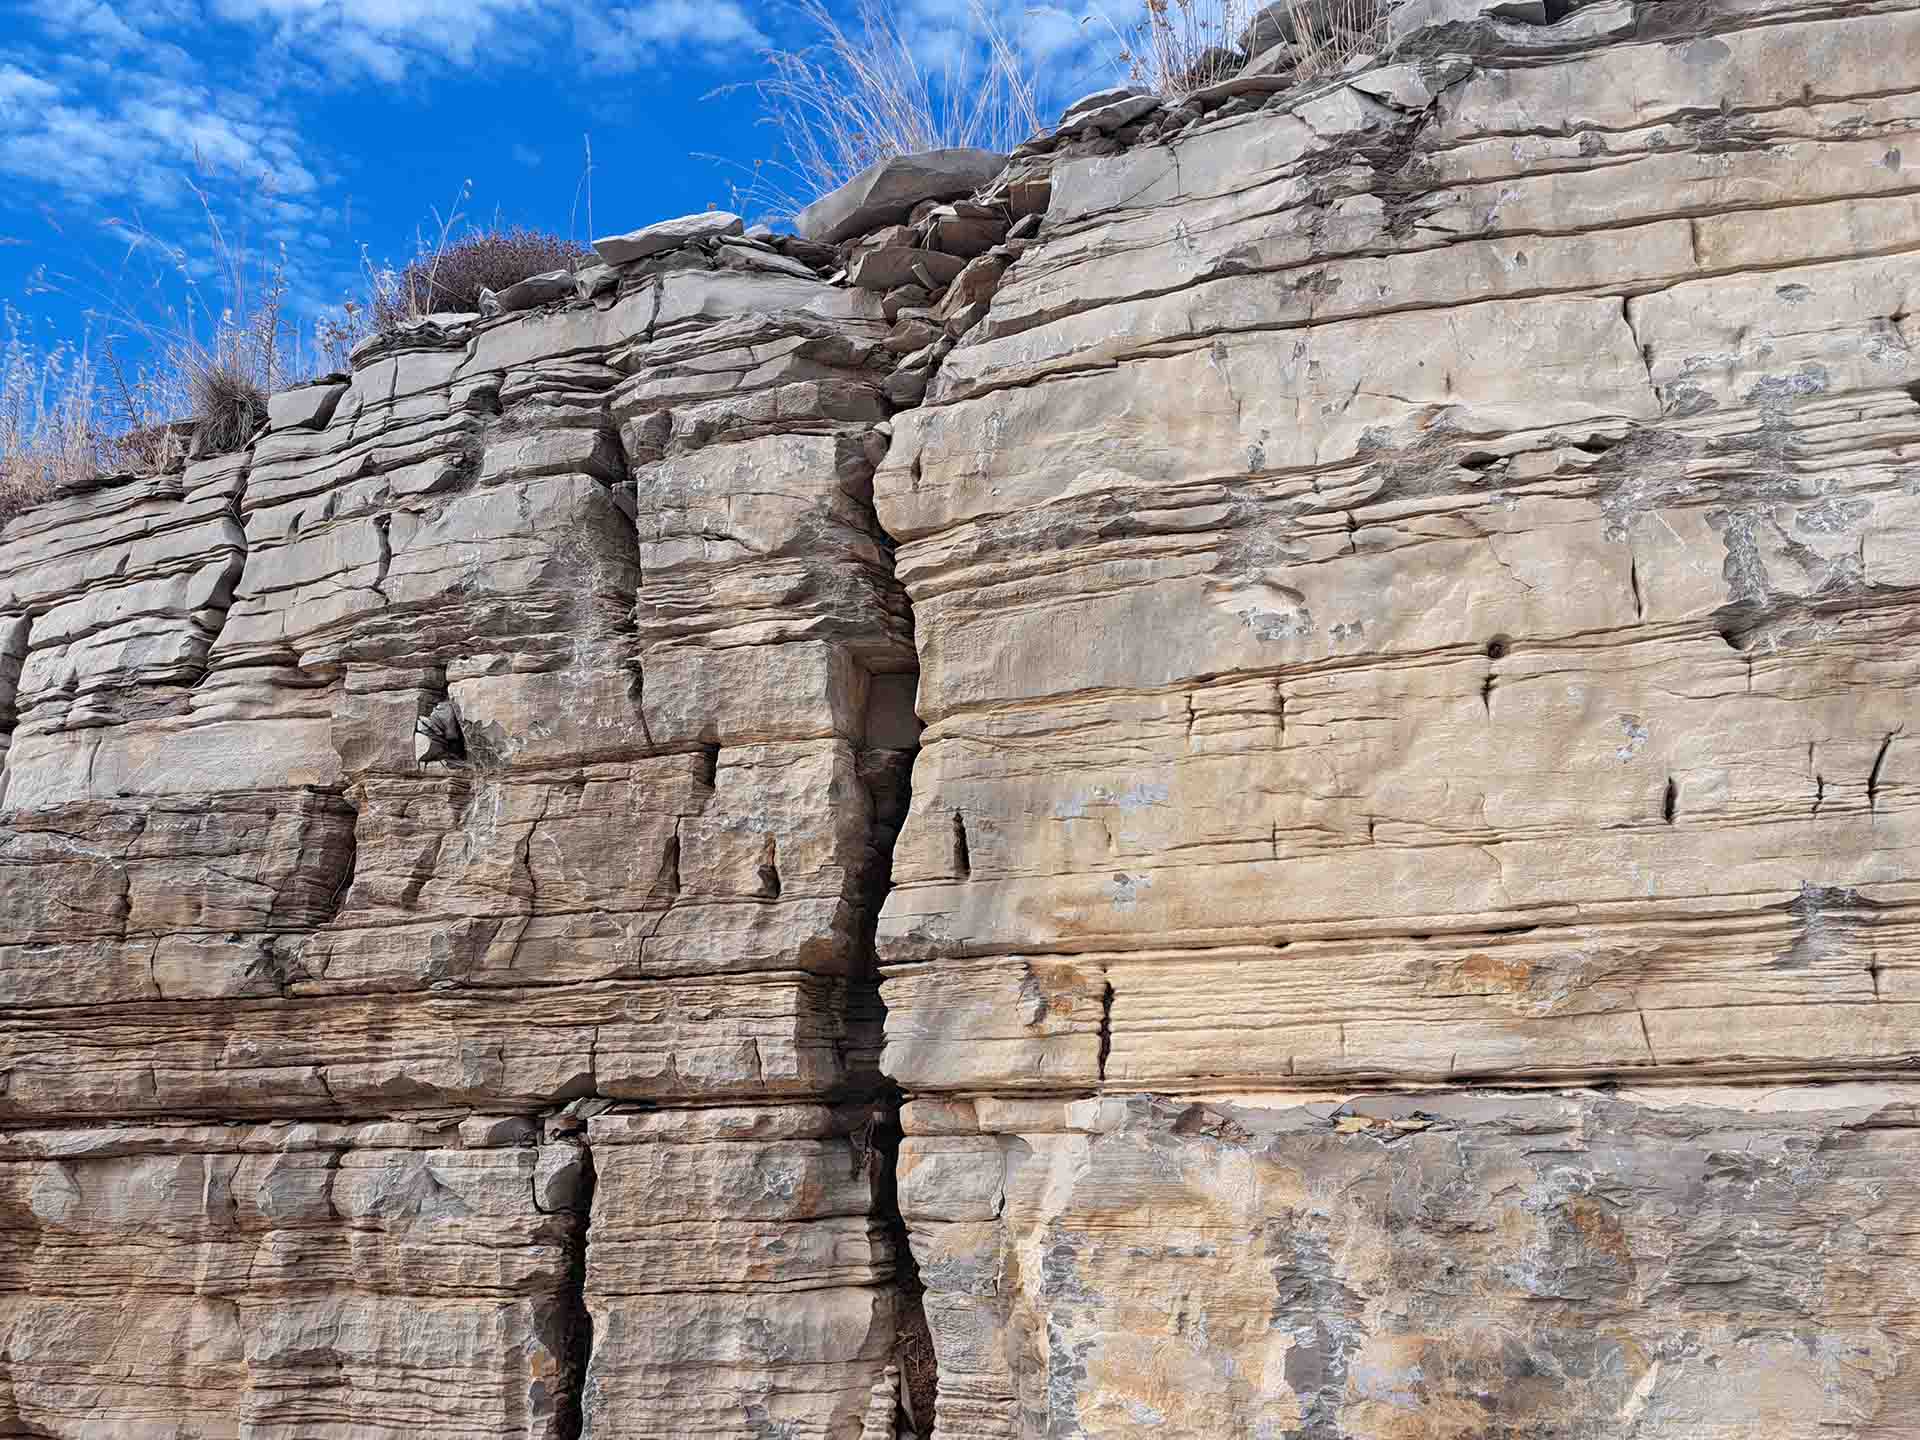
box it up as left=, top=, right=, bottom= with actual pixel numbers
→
left=3, top=0, right=1920, bottom=1432
left=869, top=0, right=1920, bottom=1433
left=0, top=265, right=921, bottom=1436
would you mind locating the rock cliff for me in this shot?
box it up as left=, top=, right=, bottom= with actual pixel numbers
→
left=4, top=0, right=1920, bottom=1433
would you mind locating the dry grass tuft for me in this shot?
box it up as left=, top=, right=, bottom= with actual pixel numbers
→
left=188, top=360, right=267, bottom=455
left=372, top=224, right=591, bottom=330
left=1108, top=0, right=1396, bottom=100
left=1, top=306, right=101, bottom=529
left=7, top=168, right=595, bottom=509
left=716, top=0, right=1043, bottom=220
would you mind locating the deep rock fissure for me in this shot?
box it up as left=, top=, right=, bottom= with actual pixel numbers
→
left=555, top=1141, right=598, bottom=1440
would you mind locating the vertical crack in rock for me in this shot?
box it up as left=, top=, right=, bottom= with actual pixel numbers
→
left=1097, top=978, right=1115, bottom=1082
left=554, top=1140, right=598, bottom=1440
left=369, top=512, right=392, bottom=602
left=1663, top=776, right=1679, bottom=825
left=1621, top=295, right=1661, bottom=410
left=320, top=792, right=359, bottom=928
left=1482, top=636, right=1507, bottom=714
left=658, top=823, right=682, bottom=898
left=951, top=809, right=972, bottom=879
left=189, top=459, right=252, bottom=689
left=1868, top=731, right=1898, bottom=812
left=757, top=834, right=782, bottom=899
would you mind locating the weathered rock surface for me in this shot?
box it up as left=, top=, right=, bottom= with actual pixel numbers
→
left=868, top=0, right=1920, bottom=1432
left=593, top=211, right=745, bottom=265
left=0, top=260, right=918, bottom=1434
left=796, top=149, right=1008, bottom=246
left=4, top=0, right=1920, bottom=1433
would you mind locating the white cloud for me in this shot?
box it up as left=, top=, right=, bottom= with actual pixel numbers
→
left=0, top=66, right=62, bottom=113
left=207, top=0, right=545, bottom=81
left=0, top=64, right=319, bottom=218
left=574, top=0, right=766, bottom=68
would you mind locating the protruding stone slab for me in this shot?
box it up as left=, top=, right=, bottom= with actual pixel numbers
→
left=492, top=267, right=578, bottom=312
left=847, top=247, right=969, bottom=293
left=593, top=211, right=744, bottom=265
left=1060, top=92, right=1160, bottom=135
left=794, top=148, right=1007, bottom=246
left=1057, top=85, right=1149, bottom=130
left=266, top=378, right=348, bottom=432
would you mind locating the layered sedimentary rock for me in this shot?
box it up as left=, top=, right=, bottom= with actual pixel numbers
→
left=6, top=0, right=1920, bottom=1432
left=0, top=259, right=919, bottom=1435
left=871, top=0, right=1920, bottom=1432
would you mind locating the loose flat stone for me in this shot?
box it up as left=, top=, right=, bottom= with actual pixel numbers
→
left=1349, top=62, right=1439, bottom=109
left=492, top=269, right=578, bottom=313
left=718, top=241, right=822, bottom=280
left=848, top=247, right=969, bottom=294
left=1058, top=85, right=1151, bottom=129
left=594, top=211, right=744, bottom=265
left=794, top=149, right=1008, bottom=246
left=1292, top=84, right=1403, bottom=139
left=267, top=380, right=348, bottom=432
left=1063, top=94, right=1162, bottom=135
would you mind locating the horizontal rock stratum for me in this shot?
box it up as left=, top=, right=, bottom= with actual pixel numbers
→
left=4, top=0, right=1920, bottom=1433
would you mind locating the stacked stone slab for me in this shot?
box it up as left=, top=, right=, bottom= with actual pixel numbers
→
left=0, top=250, right=918, bottom=1434
left=872, top=0, right=1920, bottom=1432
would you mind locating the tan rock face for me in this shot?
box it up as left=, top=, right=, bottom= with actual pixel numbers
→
left=3, top=0, right=1919, bottom=1434
left=901, top=1087, right=1920, bottom=1438
left=866, top=0, right=1920, bottom=1433
left=0, top=266, right=916, bottom=1434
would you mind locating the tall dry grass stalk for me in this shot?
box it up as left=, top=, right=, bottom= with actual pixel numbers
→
left=7, top=161, right=598, bottom=523
left=3, top=171, right=335, bottom=517
left=1106, top=0, right=1396, bottom=100
left=1109, top=0, right=1257, bottom=95
left=0, top=306, right=100, bottom=527
left=1280, top=0, right=1397, bottom=80
left=98, top=176, right=317, bottom=446
left=716, top=0, right=1044, bottom=220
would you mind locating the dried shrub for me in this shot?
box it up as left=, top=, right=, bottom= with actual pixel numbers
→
left=100, top=421, right=183, bottom=476
left=91, top=181, right=314, bottom=461
left=188, top=359, right=267, bottom=455
left=370, top=224, right=591, bottom=331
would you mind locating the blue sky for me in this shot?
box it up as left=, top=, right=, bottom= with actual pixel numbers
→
left=0, top=0, right=1133, bottom=374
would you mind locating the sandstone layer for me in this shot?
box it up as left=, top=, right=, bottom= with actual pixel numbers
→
left=0, top=262, right=921, bottom=1436
left=4, top=0, right=1920, bottom=1433
left=870, top=0, right=1920, bottom=1432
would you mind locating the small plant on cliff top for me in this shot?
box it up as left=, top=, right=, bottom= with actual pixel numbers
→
left=1105, top=0, right=1397, bottom=99
left=716, top=0, right=1043, bottom=220
left=0, top=307, right=93, bottom=527
left=337, top=182, right=591, bottom=335
left=188, top=359, right=268, bottom=455
left=362, top=226, right=590, bottom=330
